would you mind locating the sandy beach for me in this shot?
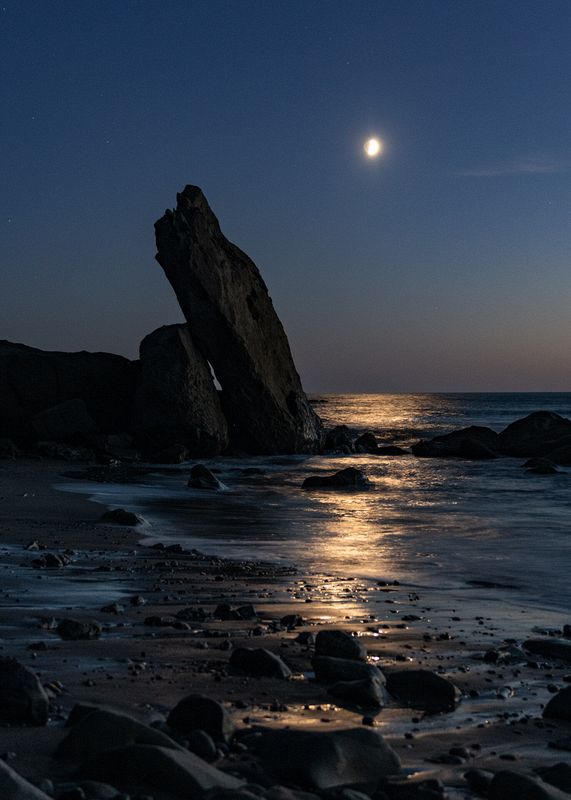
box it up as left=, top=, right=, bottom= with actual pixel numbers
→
left=1, top=457, right=570, bottom=799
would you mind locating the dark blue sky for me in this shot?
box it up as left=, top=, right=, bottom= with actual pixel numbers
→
left=2, top=0, right=570, bottom=391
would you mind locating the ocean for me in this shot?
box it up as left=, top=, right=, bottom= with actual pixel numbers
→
left=62, top=393, right=571, bottom=620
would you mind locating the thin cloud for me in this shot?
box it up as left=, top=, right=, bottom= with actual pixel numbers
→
left=452, top=157, right=566, bottom=177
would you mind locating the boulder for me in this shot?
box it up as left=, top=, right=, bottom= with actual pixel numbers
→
left=155, top=185, right=322, bottom=454
left=544, top=686, right=571, bottom=721
left=545, top=442, right=571, bottom=465
left=98, top=508, right=143, bottom=526
left=0, top=340, right=137, bottom=441
left=498, top=411, right=571, bottom=457
left=0, top=658, right=49, bottom=726
left=81, top=743, right=244, bottom=795
left=412, top=426, right=499, bottom=459
left=0, top=759, right=52, bottom=799
left=57, top=619, right=102, bottom=641
left=354, top=433, right=378, bottom=453
left=251, top=728, right=400, bottom=792
left=167, top=694, right=235, bottom=743
left=315, top=630, right=367, bottom=662
left=328, top=675, right=385, bottom=707
left=323, top=426, right=354, bottom=453
left=130, top=324, right=228, bottom=456
left=488, top=770, right=571, bottom=800
left=302, top=468, right=370, bottom=490
left=526, top=463, right=559, bottom=475
left=188, top=464, right=224, bottom=490
left=536, top=763, right=571, bottom=795
left=386, top=669, right=461, bottom=712
left=312, top=656, right=383, bottom=685
left=229, top=647, right=291, bottom=678
left=524, top=639, right=571, bottom=662
left=149, top=443, right=190, bottom=464
left=56, top=707, right=182, bottom=761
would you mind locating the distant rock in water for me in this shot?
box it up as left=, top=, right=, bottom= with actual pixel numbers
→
left=130, top=324, right=228, bottom=456
left=354, top=432, right=379, bottom=453
left=323, top=425, right=354, bottom=453
left=412, top=426, right=499, bottom=459
left=498, top=411, right=571, bottom=457
left=302, top=467, right=370, bottom=489
left=155, top=185, right=322, bottom=454
left=0, top=340, right=137, bottom=441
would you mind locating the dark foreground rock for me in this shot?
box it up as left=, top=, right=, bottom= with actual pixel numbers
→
left=0, top=340, right=137, bottom=441
left=0, top=658, right=48, bottom=726
left=386, top=669, right=461, bottom=712
left=57, top=707, right=181, bottom=761
left=167, top=694, right=235, bottom=743
left=251, top=728, right=400, bottom=792
left=0, top=758, right=52, bottom=799
left=81, top=743, right=244, bottom=796
left=155, top=185, right=322, bottom=454
left=323, top=425, right=354, bottom=453
left=524, top=639, right=571, bottom=662
left=328, top=675, right=385, bottom=707
left=229, top=647, right=291, bottom=678
left=315, top=630, right=367, bottom=661
left=412, top=426, right=499, bottom=459
left=488, top=769, right=571, bottom=800
left=130, top=324, right=228, bottom=455
left=302, top=468, right=370, bottom=490
left=188, top=464, right=224, bottom=490
left=312, top=656, right=383, bottom=684
left=544, top=686, right=571, bottom=721
left=56, top=619, right=102, bottom=641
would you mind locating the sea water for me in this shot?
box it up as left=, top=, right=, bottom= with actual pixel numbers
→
left=62, top=393, right=571, bottom=617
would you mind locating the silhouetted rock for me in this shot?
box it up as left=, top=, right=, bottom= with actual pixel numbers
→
left=328, top=675, right=385, bottom=707
left=488, top=770, right=570, bottom=800
left=0, top=758, right=52, bottom=799
left=57, top=619, right=102, bottom=641
left=377, top=445, right=409, bottom=455
left=229, top=647, right=291, bottom=678
left=536, top=763, right=571, bottom=794
left=155, top=185, right=322, bottom=454
left=188, top=464, right=224, bottom=490
left=312, top=656, right=383, bottom=684
left=354, top=432, right=378, bottom=453
left=167, top=694, right=235, bottom=743
left=130, top=324, right=228, bottom=456
left=0, top=340, right=137, bottom=441
left=324, top=425, right=354, bottom=453
left=386, top=669, right=461, bottom=712
left=302, top=467, right=370, bottom=489
left=99, top=508, right=143, bottom=526
left=80, top=744, right=243, bottom=795
left=544, top=687, right=571, bottom=721
left=57, top=707, right=181, bottom=761
left=315, top=630, right=367, bottom=661
left=412, top=426, right=499, bottom=459
left=251, top=728, right=400, bottom=792
left=0, top=438, right=19, bottom=459
left=0, top=658, right=49, bottom=726
left=524, top=639, right=571, bottom=662
left=545, top=442, right=571, bottom=465
left=498, top=411, right=571, bottom=457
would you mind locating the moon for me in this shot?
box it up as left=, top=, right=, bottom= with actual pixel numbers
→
left=364, top=137, right=382, bottom=158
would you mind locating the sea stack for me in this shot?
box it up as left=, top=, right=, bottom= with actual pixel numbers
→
left=155, top=185, right=323, bottom=453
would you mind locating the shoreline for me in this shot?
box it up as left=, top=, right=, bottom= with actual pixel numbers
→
left=0, top=459, right=570, bottom=798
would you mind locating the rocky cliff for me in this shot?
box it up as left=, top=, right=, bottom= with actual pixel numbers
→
left=154, top=186, right=323, bottom=453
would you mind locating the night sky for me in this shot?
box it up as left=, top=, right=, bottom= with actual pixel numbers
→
left=2, top=1, right=570, bottom=392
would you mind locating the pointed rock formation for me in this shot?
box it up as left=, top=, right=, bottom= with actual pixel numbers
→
left=155, top=185, right=322, bottom=453
left=130, top=324, right=228, bottom=456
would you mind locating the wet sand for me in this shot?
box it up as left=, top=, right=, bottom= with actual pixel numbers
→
left=0, top=459, right=570, bottom=798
